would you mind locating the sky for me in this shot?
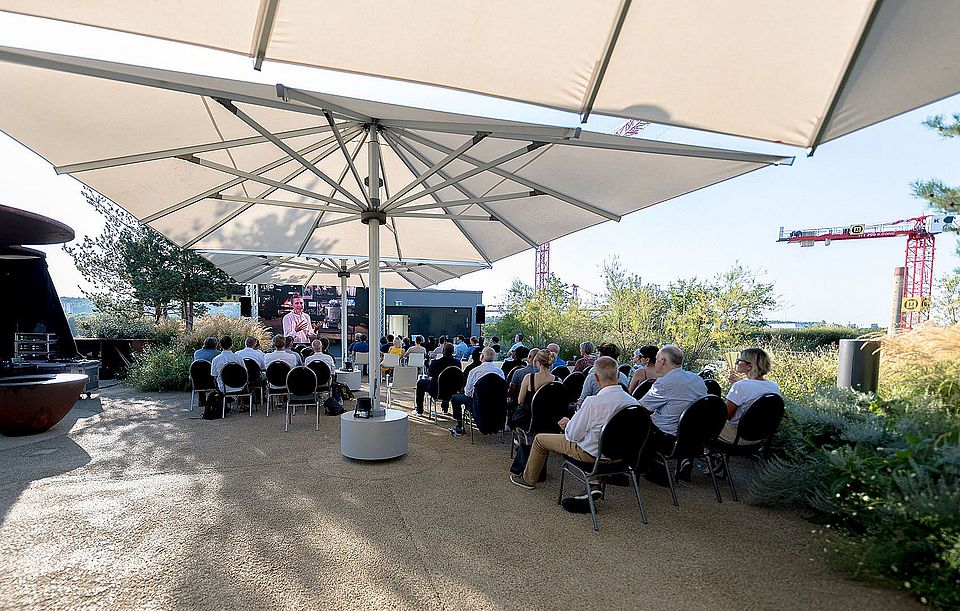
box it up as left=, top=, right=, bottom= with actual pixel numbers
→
left=0, top=12, right=958, bottom=328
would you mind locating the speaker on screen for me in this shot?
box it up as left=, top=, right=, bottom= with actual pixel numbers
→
left=239, top=296, right=252, bottom=317
left=475, top=305, right=486, bottom=325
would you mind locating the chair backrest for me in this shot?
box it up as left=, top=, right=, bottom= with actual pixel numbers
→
left=300, top=347, right=315, bottom=359
left=286, top=366, right=318, bottom=396
left=220, top=361, right=248, bottom=390
left=436, top=366, right=465, bottom=400
left=406, top=352, right=425, bottom=368
left=734, top=393, right=786, bottom=444
left=552, top=365, right=570, bottom=380
left=472, top=373, right=508, bottom=434
left=632, top=378, right=654, bottom=399
left=596, top=405, right=652, bottom=469
left=671, top=395, right=727, bottom=459
left=704, top=378, right=722, bottom=397
left=381, top=352, right=401, bottom=368
left=528, top=381, right=570, bottom=434
left=266, top=360, right=292, bottom=388
left=562, top=371, right=586, bottom=401
left=190, top=359, right=215, bottom=390
left=618, top=364, right=632, bottom=377
left=243, top=358, right=262, bottom=384
left=502, top=360, right=522, bottom=379
left=307, top=360, right=332, bottom=388
left=390, top=366, right=419, bottom=389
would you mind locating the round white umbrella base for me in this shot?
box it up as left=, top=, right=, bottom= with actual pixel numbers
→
left=340, top=408, right=408, bottom=460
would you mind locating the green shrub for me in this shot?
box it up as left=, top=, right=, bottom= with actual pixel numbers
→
left=152, top=318, right=184, bottom=346
left=76, top=312, right=156, bottom=339
left=749, top=325, right=871, bottom=351
left=749, top=385, right=960, bottom=608
left=126, top=345, right=192, bottom=392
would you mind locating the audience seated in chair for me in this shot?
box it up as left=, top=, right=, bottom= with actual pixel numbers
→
left=636, top=344, right=708, bottom=483
left=207, top=335, right=246, bottom=410
left=717, top=348, right=781, bottom=458
left=506, top=347, right=539, bottom=405
left=449, top=347, right=504, bottom=436
left=577, top=343, right=630, bottom=407
left=510, top=357, right=634, bottom=496
left=572, top=341, right=596, bottom=373
left=265, top=334, right=300, bottom=369
left=628, top=345, right=662, bottom=394
left=305, top=338, right=336, bottom=378
left=193, top=336, right=220, bottom=363
left=236, top=336, right=266, bottom=370
left=414, top=342, right=459, bottom=415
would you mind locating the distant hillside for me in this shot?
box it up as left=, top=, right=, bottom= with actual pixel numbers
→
left=60, top=297, right=239, bottom=319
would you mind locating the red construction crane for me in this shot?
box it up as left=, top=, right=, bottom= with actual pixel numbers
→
left=534, top=119, right=651, bottom=289
left=778, top=214, right=956, bottom=330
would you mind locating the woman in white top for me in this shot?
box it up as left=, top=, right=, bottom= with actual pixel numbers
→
left=721, top=348, right=780, bottom=444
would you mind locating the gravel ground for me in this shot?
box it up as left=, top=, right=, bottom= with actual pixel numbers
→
left=0, top=384, right=918, bottom=610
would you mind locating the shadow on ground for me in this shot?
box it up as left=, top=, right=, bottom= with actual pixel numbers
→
left=0, top=385, right=919, bottom=610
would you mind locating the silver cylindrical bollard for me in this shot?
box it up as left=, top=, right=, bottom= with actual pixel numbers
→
left=837, top=339, right=881, bottom=392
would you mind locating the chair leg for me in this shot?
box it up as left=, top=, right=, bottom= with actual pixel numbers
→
left=724, top=455, right=738, bottom=502
left=510, top=430, right=517, bottom=458
left=586, top=480, right=601, bottom=532
left=190, top=389, right=196, bottom=411
left=629, top=471, right=648, bottom=524
left=249, top=393, right=253, bottom=417
left=664, top=459, right=678, bottom=507
left=222, top=396, right=226, bottom=419
left=315, top=401, right=320, bottom=431
left=285, top=403, right=290, bottom=432
left=708, top=458, right=723, bottom=504
left=557, top=465, right=566, bottom=505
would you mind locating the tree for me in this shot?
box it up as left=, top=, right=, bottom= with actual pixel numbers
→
left=63, top=188, right=237, bottom=330
left=912, top=114, right=960, bottom=237
left=933, top=268, right=960, bottom=325
left=599, top=258, right=667, bottom=356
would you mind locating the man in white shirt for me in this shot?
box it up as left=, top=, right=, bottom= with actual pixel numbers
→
left=304, top=339, right=336, bottom=376
left=236, top=336, right=266, bottom=370
left=264, top=334, right=300, bottom=370
left=511, top=357, right=634, bottom=491
left=449, top=347, right=505, bottom=436
left=210, top=336, right=246, bottom=393
left=282, top=295, right=315, bottom=344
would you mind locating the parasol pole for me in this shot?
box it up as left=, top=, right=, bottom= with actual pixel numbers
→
left=339, top=258, right=349, bottom=368
left=365, top=122, right=384, bottom=413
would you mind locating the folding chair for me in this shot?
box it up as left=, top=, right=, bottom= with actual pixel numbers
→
left=466, top=374, right=507, bottom=444
left=552, top=365, right=570, bottom=380
left=511, top=381, right=569, bottom=458
left=706, top=393, right=785, bottom=501
left=379, top=352, right=401, bottom=387
left=704, top=378, right=723, bottom=397
left=406, top=352, right=426, bottom=377
left=429, top=366, right=465, bottom=421
left=632, top=378, right=655, bottom=400
left=285, top=366, right=319, bottom=432
left=243, top=358, right=266, bottom=410
left=386, top=366, right=419, bottom=407
left=189, top=360, right=215, bottom=411
left=558, top=406, right=652, bottom=531
left=218, top=362, right=251, bottom=418
left=654, top=395, right=727, bottom=506
left=265, top=360, right=292, bottom=416
left=306, top=360, right=332, bottom=403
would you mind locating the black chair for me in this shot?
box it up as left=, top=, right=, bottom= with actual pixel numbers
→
left=511, top=381, right=569, bottom=458
left=218, top=362, right=251, bottom=418
left=265, top=360, right=292, bottom=416
left=429, top=366, right=465, bottom=421
left=561, top=372, right=586, bottom=408
left=654, top=395, right=727, bottom=506
left=706, top=393, right=785, bottom=502
left=285, top=366, right=319, bottom=432
left=243, top=358, right=266, bottom=411
left=501, top=360, right=522, bottom=380
left=189, top=359, right=215, bottom=411
left=618, top=364, right=632, bottom=377
left=552, top=365, right=570, bottom=380
left=632, top=378, right=654, bottom=399
left=558, top=406, right=652, bottom=531
left=466, top=373, right=507, bottom=444
left=300, top=347, right=315, bottom=359
left=306, top=360, right=332, bottom=397
left=704, top=378, right=722, bottom=397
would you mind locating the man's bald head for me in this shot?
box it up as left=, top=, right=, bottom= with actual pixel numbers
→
left=481, top=347, right=495, bottom=362
left=546, top=343, right=560, bottom=355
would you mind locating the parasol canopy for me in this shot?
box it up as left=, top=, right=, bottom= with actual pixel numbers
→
left=2, top=0, right=958, bottom=149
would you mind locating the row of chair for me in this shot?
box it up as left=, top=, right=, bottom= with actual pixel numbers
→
left=189, top=359, right=333, bottom=431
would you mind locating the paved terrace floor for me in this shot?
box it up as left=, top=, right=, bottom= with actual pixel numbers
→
left=0, top=384, right=917, bottom=610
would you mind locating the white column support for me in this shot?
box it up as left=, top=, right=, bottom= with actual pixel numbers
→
left=367, top=123, right=384, bottom=414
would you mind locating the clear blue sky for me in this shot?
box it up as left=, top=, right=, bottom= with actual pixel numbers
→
left=1, top=12, right=957, bottom=327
